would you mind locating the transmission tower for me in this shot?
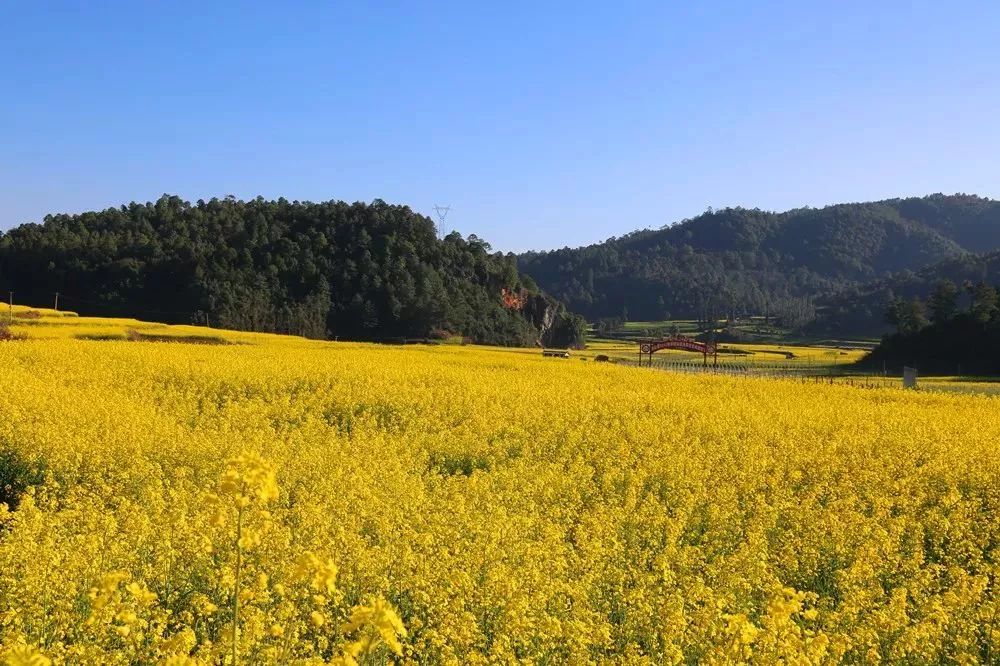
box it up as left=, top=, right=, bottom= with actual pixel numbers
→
left=432, top=204, right=451, bottom=238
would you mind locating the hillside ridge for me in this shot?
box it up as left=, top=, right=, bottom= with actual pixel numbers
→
left=518, top=193, right=1000, bottom=326
left=0, top=195, right=586, bottom=347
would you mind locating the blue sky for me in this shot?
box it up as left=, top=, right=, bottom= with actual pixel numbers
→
left=2, top=1, right=999, bottom=252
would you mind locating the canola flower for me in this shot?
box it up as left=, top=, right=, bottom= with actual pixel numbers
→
left=0, top=317, right=998, bottom=663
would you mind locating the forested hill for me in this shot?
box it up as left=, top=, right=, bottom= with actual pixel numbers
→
left=813, top=249, right=1000, bottom=337
left=0, top=195, right=585, bottom=347
left=518, top=194, right=1000, bottom=323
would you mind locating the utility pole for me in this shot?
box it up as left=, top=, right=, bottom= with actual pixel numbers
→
left=54, top=292, right=59, bottom=311
left=8, top=292, right=12, bottom=325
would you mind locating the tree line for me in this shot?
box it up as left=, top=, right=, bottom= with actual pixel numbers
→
left=811, top=250, right=1000, bottom=337
left=0, top=195, right=586, bottom=347
left=864, top=280, right=1000, bottom=374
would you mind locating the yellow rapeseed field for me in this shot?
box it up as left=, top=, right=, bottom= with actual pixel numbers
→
left=0, top=311, right=999, bottom=663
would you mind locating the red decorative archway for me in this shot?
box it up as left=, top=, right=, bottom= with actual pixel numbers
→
left=638, top=336, right=717, bottom=367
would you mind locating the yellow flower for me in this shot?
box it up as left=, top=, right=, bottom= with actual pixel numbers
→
left=125, top=581, right=158, bottom=605
left=293, top=552, right=338, bottom=594
left=218, top=455, right=279, bottom=506
left=3, top=310, right=999, bottom=663
left=342, top=597, right=407, bottom=656
left=4, top=647, right=51, bottom=666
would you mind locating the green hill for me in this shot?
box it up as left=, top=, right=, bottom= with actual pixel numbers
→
left=518, top=194, right=1000, bottom=327
left=0, top=195, right=585, bottom=347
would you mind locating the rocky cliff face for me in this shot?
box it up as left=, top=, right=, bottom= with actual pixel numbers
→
left=521, top=294, right=557, bottom=345
left=521, top=293, right=585, bottom=348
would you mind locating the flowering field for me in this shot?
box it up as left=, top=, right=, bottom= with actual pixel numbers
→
left=1, top=313, right=999, bottom=663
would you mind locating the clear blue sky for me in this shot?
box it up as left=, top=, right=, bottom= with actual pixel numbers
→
left=2, top=1, right=999, bottom=252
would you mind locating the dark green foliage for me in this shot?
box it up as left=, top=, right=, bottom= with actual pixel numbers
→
left=771, top=296, right=816, bottom=333
left=0, top=449, right=45, bottom=510
left=594, top=317, right=624, bottom=336
left=865, top=312, right=1000, bottom=375
left=968, top=281, right=999, bottom=324
left=927, top=280, right=959, bottom=323
left=886, top=297, right=928, bottom=335
left=866, top=280, right=1000, bottom=374
left=518, top=194, right=1000, bottom=330
left=544, top=311, right=587, bottom=349
left=814, top=250, right=1000, bottom=337
left=0, top=195, right=585, bottom=347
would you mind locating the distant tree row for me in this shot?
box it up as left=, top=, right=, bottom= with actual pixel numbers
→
left=816, top=250, right=1000, bottom=337
left=0, top=195, right=585, bottom=347
left=866, top=280, right=1000, bottom=374
left=886, top=280, right=999, bottom=334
